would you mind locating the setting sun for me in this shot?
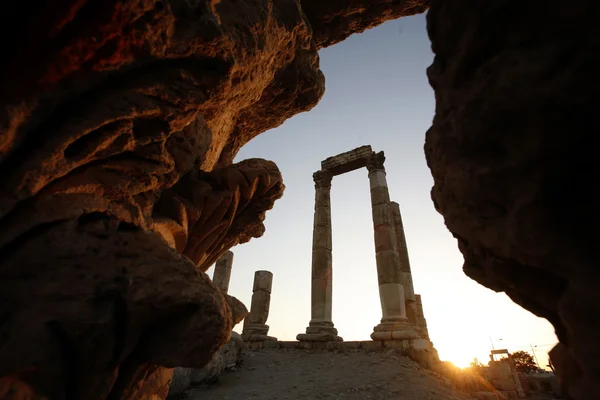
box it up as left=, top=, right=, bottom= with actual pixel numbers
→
left=441, top=351, right=476, bottom=369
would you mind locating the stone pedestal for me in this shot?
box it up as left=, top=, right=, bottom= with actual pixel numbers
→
left=367, top=152, right=418, bottom=341
left=213, top=251, right=233, bottom=293
left=242, top=271, right=276, bottom=342
left=390, top=201, right=418, bottom=327
left=298, top=170, right=342, bottom=342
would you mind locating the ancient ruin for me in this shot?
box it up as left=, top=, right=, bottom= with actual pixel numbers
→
left=488, top=350, right=527, bottom=399
left=213, top=251, right=234, bottom=294
left=297, top=146, right=426, bottom=343
left=242, top=271, right=277, bottom=342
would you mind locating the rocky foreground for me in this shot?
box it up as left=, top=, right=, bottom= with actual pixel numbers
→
left=176, top=349, right=472, bottom=400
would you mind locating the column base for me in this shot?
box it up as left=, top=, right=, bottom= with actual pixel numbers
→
left=243, top=323, right=270, bottom=334
left=297, top=320, right=342, bottom=342
left=241, top=333, right=277, bottom=342
left=242, top=323, right=275, bottom=342
left=373, top=316, right=410, bottom=331
left=296, top=333, right=343, bottom=342
left=371, top=318, right=419, bottom=341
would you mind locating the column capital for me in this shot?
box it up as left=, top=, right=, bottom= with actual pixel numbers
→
left=366, top=151, right=386, bottom=172
left=313, top=170, right=333, bottom=188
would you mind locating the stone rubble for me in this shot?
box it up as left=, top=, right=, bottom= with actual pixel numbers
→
left=168, top=332, right=244, bottom=398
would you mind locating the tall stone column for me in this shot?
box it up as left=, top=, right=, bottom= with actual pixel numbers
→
left=213, top=251, right=233, bottom=293
left=242, top=270, right=276, bottom=342
left=415, top=294, right=430, bottom=340
left=390, top=201, right=418, bottom=327
left=367, top=152, right=418, bottom=341
left=297, top=170, right=342, bottom=342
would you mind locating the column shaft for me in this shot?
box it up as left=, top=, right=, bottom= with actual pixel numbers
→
left=367, top=152, right=418, bottom=341
left=415, top=294, right=430, bottom=340
left=242, top=270, right=276, bottom=342
left=390, top=202, right=418, bottom=327
left=298, top=170, right=340, bottom=342
left=213, top=251, right=233, bottom=293
left=310, top=179, right=333, bottom=324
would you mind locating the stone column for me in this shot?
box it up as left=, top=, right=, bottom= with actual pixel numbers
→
left=213, top=251, right=233, bottom=293
left=415, top=294, right=430, bottom=340
left=390, top=201, right=418, bottom=327
left=242, top=270, right=276, bottom=342
left=367, top=152, right=418, bottom=341
left=297, top=170, right=342, bottom=342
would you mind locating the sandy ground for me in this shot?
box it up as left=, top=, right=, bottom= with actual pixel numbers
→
left=178, top=348, right=475, bottom=400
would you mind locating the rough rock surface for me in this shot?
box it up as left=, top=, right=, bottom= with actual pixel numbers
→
left=220, top=332, right=244, bottom=369
left=302, top=0, right=428, bottom=48
left=225, top=295, right=248, bottom=326
left=168, top=332, right=243, bottom=397
left=425, top=1, right=600, bottom=399
left=0, top=0, right=426, bottom=399
left=472, top=393, right=502, bottom=400
left=177, top=348, right=471, bottom=400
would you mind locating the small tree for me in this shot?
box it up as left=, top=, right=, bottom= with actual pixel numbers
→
left=510, top=350, right=541, bottom=373
left=469, top=358, right=484, bottom=370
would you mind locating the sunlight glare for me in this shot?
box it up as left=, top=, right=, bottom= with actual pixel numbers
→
left=439, top=348, right=475, bottom=369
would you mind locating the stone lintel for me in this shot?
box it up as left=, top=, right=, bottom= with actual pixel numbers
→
left=320, top=145, right=374, bottom=176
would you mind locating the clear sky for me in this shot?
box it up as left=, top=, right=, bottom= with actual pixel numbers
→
left=207, top=12, right=558, bottom=369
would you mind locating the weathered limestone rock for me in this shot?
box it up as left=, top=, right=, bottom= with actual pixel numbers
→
left=302, top=1, right=428, bottom=48
left=220, top=332, right=244, bottom=369
left=213, top=251, right=234, bottom=294
left=0, top=0, right=428, bottom=398
left=425, top=1, right=600, bottom=398
left=473, top=392, right=503, bottom=400
left=168, top=368, right=198, bottom=398
left=168, top=332, right=243, bottom=397
left=404, top=338, right=440, bottom=369
left=242, top=271, right=277, bottom=342
left=367, top=152, right=418, bottom=341
left=226, top=294, right=249, bottom=326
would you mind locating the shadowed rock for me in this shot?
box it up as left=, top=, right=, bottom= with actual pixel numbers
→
left=425, top=1, right=600, bottom=398
left=168, top=332, right=243, bottom=397
left=0, top=0, right=426, bottom=399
